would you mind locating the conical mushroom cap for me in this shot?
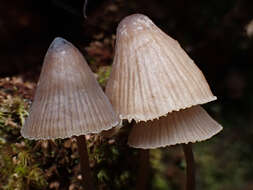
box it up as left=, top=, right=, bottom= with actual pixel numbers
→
left=106, top=14, right=216, bottom=122
left=21, top=37, right=119, bottom=140
left=128, top=106, right=222, bottom=149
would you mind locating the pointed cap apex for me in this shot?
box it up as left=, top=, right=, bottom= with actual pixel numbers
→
left=49, top=37, right=71, bottom=52
left=117, top=14, right=154, bottom=36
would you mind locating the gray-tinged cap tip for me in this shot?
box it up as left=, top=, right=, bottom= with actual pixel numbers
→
left=49, top=37, right=70, bottom=51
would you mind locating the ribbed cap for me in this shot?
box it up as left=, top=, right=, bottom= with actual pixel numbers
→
left=128, top=106, right=222, bottom=149
left=21, top=37, right=119, bottom=140
left=106, top=14, right=216, bottom=122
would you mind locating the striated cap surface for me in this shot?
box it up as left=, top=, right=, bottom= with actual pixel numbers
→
left=128, top=106, right=222, bottom=149
left=21, top=37, right=119, bottom=140
left=106, top=14, right=217, bottom=122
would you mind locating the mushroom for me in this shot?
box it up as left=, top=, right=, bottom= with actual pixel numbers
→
left=128, top=106, right=222, bottom=149
left=21, top=37, right=119, bottom=190
left=106, top=14, right=216, bottom=122
left=128, top=106, right=222, bottom=189
left=105, top=14, right=222, bottom=190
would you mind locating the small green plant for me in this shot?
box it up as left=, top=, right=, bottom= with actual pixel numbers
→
left=0, top=95, right=47, bottom=190
left=97, top=66, right=112, bottom=88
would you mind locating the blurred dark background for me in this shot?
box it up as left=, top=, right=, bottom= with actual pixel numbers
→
left=0, top=0, right=253, bottom=189
left=1, top=0, right=253, bottom=101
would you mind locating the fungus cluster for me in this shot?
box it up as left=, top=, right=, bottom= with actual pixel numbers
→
left=105, top=14, right=222, bottom=189
left=21, top=14, right=222, bottom=190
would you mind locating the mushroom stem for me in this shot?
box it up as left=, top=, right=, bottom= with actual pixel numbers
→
left=76, top=135, right=96, bottom=190
left=83, top=0, right=88, bottom=18
left=182, top=143, right=196, bottom=190
left=136, top=149, right=149, bottom=190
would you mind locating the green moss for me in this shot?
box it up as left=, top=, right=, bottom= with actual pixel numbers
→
left=0, top=143, right=48, bottom=190
left=0, top=96, right=47, bottom=190
left=97, top=66, right=112, bottom=87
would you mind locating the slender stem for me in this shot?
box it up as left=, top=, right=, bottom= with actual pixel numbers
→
left=76, top=135, right=96, bottom=190
left=83, top=0, right=88, bottom=18
left=182, top=143, right=196, bottom=190
left=136, top=149, right=150, bottom=190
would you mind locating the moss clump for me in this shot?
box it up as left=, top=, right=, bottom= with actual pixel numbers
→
left=0, top=96, right=47, bottom=190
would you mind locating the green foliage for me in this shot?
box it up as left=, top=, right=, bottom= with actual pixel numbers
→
left=150, top=148, right=185, bottom=190
left=0, top=97, right=28, bottom=137
left=0, top=149, right=47, bottom=190
left=0, top=96, right=47, bottom=190
left=89, top=129, right=137, bottom=190
left=97, top=66, right=112, bottom=88
left=195, top=134, right=253, bottom=190
left=150, top=149, right=170, bottom=190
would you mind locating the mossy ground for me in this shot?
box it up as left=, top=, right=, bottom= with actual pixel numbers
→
left=1, top=75, right=252, bottom=190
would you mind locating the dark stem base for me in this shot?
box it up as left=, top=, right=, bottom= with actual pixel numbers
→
left=182, top=143, right=196, bottom=190
left=76, top=135, right=96, bottom=190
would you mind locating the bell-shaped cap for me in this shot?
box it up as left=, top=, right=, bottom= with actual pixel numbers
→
left=21, top=37, right=119, bottom=140
left=128, top=106, right=222, bottom=149
left=106, top=14, right=216, bottom=122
